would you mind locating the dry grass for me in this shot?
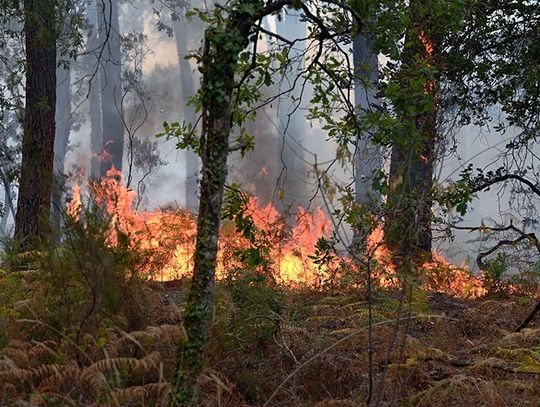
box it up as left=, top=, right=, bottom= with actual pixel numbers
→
left=2, top=276, right=540, bottom=406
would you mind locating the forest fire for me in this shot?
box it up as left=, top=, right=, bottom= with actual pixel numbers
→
left=367, top=227, right=486, bottom=298
left=67, top=169, right=485, bottom=297
left=67, top=169, right=333, bottom=286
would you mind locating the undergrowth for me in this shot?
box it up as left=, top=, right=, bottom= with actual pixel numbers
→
left=1, top=201, right=540, bottom=405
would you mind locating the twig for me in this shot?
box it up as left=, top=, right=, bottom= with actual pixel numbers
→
left=263, top=314, right=458, bottom=407
left=516, top=300, right=540, bottom=332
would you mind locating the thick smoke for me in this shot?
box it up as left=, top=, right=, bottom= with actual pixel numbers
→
left=46, top=1, right=540, bottom=269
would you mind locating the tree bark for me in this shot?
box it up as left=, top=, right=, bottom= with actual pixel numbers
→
left=97, top=0, right=124, bottom=176
left=52, top=63, right=72, bottom=224
left=14, top=0, right=57, bottom=249
left=353, top=28, right=382, bottom=248
left=384, top=3, right=439, bottom=262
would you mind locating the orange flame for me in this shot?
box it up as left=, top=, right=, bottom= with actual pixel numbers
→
left=67, top=170, right=333, bottom=286
left=418, top=30, right=434, bottom=57
left=67, top=171, right=486, bottom=297
left=367, top=227, right=486, bottom=298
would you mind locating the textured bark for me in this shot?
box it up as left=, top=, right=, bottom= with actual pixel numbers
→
left=97, top=0, right=124, bottom=176
left=384, top=3, right=439, bottom=261
left=353, top=29, right=382, bottom=246
left=14, top=0, right=57, bottom=249
left=173, top=17, right=200, bottom=212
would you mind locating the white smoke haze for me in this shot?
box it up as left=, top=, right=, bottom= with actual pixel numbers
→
left=3, top=1, right=536, bottom=270
left=71, top=4, right=540, bottom=266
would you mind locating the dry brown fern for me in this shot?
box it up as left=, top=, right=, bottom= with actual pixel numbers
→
left=129, top=351, right=162, bottom=379
left=84, top=356, right=140, bottom=377
left=199, top=368, right=247, bottom=407
left=37, top=366, right=83, bottom=393
left=0, top=355, right=18, bottom=371
left=0, top=340, right=32, bottom=367
left=115, top=324, right=186, bottom=350
left=27, top=392, right=78, bottom=406
left=106, top=382, right=171, bottom=406
left=82, top=370, right=111, bottom=398
left=27, top=341, right=59, bottom=366
left=0, top=383, right=17, bottom=400
left=314, top=400, right=357, bottom=407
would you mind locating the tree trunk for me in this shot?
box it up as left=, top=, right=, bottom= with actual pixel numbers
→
left=353, top=28, right=382, bottom=249
left=172, top=9, right=256, bottom=406
left=52, top=63, right=72, bottom=224
left=88, top=0, right=103, bottom=179
left=0, top=171, right=15, bottom=237
left=14, top=0, right=57, bottom=249
left=275, top=10, right=308, bottom=211
left=173, top=16, right=200, bottom=213
left=384, top=3, right=439, bottom=263
left=97, top=0, right=124, bottom=176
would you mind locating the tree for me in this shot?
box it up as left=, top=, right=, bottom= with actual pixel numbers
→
left=274, top=10, right=309, bottom=211
left=14, top=0, right=58, bottom=248
left=383, top=0, right=452, bottom=263
left=352, top=23, right=382, bottom=248
left=173, top=12, right=201, bottom=212
left=97, top=0, right=124, bottom=176
left=51, top=62, right=72, bottom=224
left=0, top=111, right=19, bottom=237
left=171, top=4, right=261, bottom=400
left=165, top=1, right=368, bottom=404
left=87, top=0, right=104, bottom=179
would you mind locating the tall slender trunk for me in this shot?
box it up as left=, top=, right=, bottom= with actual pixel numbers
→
left=384, top=2, right=439, bottom=262
left=88, top=0, right=103, bottom=179
left=275, top=11, right=308, bottom=211
left=52, top=63, right=72, bottom=223
left=15, top=0, right=57, bottom=249
left=0, top=188, right=10, bottom=236
left=97, top=0, right=124, bottom=176
left=173, top=17, right=199, bottom=212
left=172, top=9, right=257, bottom=405
left=0, top=171, right=15, bottom=236
left=353, top=28, right=381, bottom=248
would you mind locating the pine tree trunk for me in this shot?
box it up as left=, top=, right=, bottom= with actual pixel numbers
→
left=98, top=0, right=124, bottom=176
left=14, top=0, right=57, bottom=249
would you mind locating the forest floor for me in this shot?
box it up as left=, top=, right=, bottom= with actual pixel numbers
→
left=1, top=274, right=540, bottom=406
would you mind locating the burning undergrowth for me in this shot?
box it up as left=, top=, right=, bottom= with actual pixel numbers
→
left=0, top=170, right=539, bottom=406
left=66, top=169, right=487, bottom=298
left=68, top=168, right=338, bottom=286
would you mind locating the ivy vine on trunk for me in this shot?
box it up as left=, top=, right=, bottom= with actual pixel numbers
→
left=171, top=1, right=292, bottom=405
